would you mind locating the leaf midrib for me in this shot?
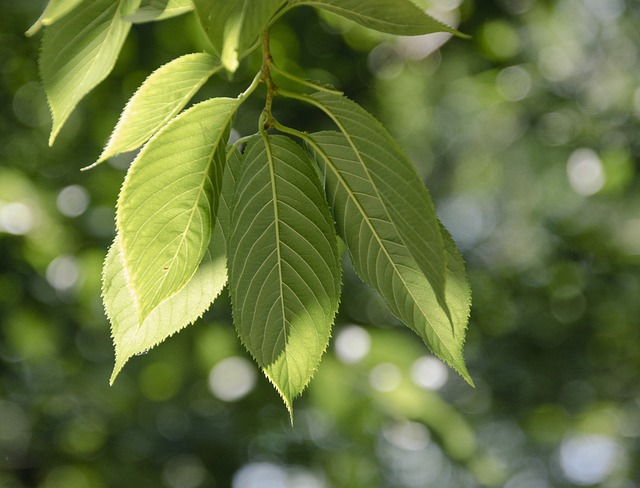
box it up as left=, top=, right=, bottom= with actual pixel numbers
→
left=313, top=135, right=463, bottom=366
left=262, top=134, right=290, bottom=382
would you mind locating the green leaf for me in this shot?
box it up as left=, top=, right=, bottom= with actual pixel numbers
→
left=208, top=148, right=243, bottom=279
left=90, top=53, right=220, bottom=168
left=306, top=128, right=472, bottom=384
left=40, top=0, right=141, bottom=145
left=117, top=97, right=239, bottom=323
left=289, top=0, right=466, bottom=37
left=296, top=91, right=452, bottom=327
left=124, top=0, right=194, bottom=23
left=193, top=0, right=285, bottom=72
left=104, top=234, right=226, bottom=384
left=310, top=132, right=471, bottom=383
left=26, top=0, right=85, bottom=37
left=228, top=135, right=341, bottom=415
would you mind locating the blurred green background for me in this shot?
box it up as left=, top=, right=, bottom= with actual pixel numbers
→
left=2, top=1, right=640, bottom=487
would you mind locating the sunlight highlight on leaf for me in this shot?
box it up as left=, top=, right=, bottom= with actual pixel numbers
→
left=228, top=135, right=341, bottom=414
left=91, top=53, right=220, bottom=168
left=26, top=0, right=85, bottom=37
left=40, top=0, right=141, bottom=145
left=117, top=97, right=238, bottom=323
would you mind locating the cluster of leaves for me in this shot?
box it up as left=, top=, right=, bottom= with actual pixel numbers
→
left=33, top=0, right=472, bottom=415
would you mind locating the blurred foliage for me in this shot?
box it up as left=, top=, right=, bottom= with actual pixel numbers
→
left=2, top=1, right=640, bottom=487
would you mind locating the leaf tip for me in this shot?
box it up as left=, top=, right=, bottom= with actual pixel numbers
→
left=25, top=18, right=43, bottom=38
left=109, top=356, right=127, bottom=386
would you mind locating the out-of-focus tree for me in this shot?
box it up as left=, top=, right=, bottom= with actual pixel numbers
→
left=1, top=1, right=639, bottom=488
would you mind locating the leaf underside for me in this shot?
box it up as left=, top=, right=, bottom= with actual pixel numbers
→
left=308, top=130, right=471, bottom=384
left=26, top=0, right=85, bottom=37
left=117, top=97, right=238, bottom=323
left=301, top=91, right=453, bottom=325
left=40, top=0, right=141, bottom=145
left=229, top=135, right=341, bottom=414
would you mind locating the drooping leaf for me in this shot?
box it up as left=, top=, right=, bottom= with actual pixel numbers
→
left=193, top=0, right=285, bottom=72
left=306, top=130, right=472, bottom=384
left=26, top=0, right=85, bottom=37
left=295, top=90, right=453, bottom=329
left=117, top=97, right=238, bottom=323
left=124, top=0, right=194, bottom=23
left=228, top=135, right=341, bottom=414
left=289, top=0, right=465, bottom=37
left=104, top=234, right=226, bottom=384
left=91, top=53, right=220, bottom=168
left=40, top=0, right=141, bottom=145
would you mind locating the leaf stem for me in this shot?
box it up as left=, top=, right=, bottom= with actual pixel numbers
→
left=269, top=62, right=342, bottom=95
left=237, top=68, right=263, bottom=103
left=260, top=29, right=277, bottom=129
left=226, top=134, right=256, bottom=158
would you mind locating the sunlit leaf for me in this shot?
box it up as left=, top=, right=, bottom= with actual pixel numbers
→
left=117, top=97, right=238, bottom=323
left=228, top=135, right=341, bottom=414
left=289, top=0, right=465, bottom=37
left=26, top=0, right=85, bottom=37
left=104, top=234, right=226, bottom=384
left=193, top=0, right=285, bottom=72
left=40, top=0, right=141, bottom=145
left=306, top=128, right=472, bottom=384
left=124, top=0, right=194, bottom=23
left=91, top=53, right=220, bottom=168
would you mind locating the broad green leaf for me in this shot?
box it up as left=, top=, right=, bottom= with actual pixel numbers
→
left=289, top=0, right=465, bottom=37
left=125, top=0, right=194, bottom=23
left=193, top=0, right=285, bottom=72
left=91, top=53, right=220, bottom=168
left=26, top=0, right=85, bottom=37
left=117, top=97, right=238, bottom=323
left=306, top=130, right=472, bottom=384
left=228, top=135, right=341, bottom=414
left=104, top=234, right=226, bottom=384
left=295, top=90, right=452, bottom=330
left=40, top=0, right=141, bottom=145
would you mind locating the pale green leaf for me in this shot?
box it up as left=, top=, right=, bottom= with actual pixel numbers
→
left=306, top=130, right=472, bottom=384
left=228, top=135, right=341, bottom=414
left=40, top=0, right=141, bottom=145
left=91, top=53, right=220, bottom=168
left=104, top=234, right=226, bottom=384
left=26, top=0, right=85, bottom=37
left=125, top=0, right=194, bottom=23
left=117, top=97, right=238, bottom=323
left=289, top=0, right=466, bottom=37
left=193, top=0, right=285, bottom=72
